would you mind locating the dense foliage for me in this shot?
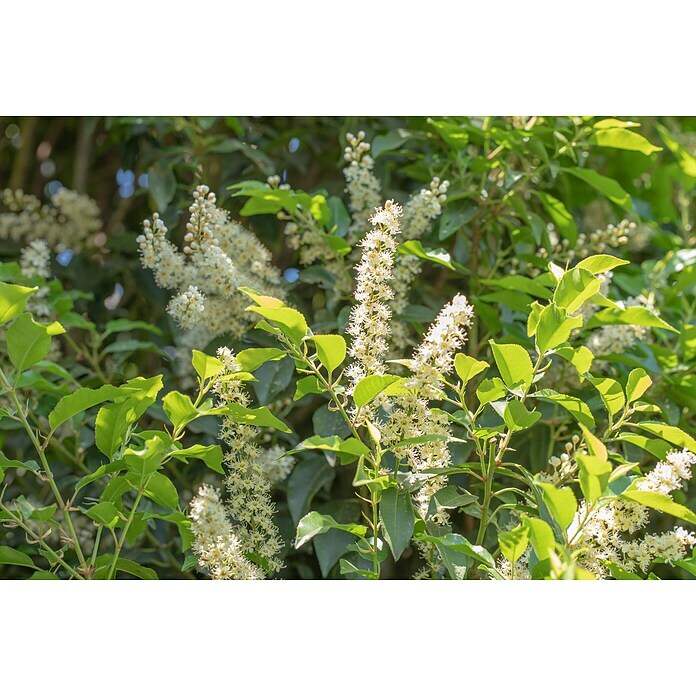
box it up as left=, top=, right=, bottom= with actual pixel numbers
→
left=1, top=116, right=695, bottom=580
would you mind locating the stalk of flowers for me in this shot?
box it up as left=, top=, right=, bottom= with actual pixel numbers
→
left=136, top=185, right=285, bottom=375
left=343, top=131, right=382, bottom=245
left=212, top=347, right=285, bottom=575
left=568, top=449, right=696, bottom=577
left=345, top=200, right=402, bottom=397
left=188, top=484, right=263, bottom=580
left=19, top=239, right=52, bottom=318
left=382, top=294, right=475, bottom=523
left=390, top=178, right=450, bottom=352
left=0, top=187, right=101, bottom=251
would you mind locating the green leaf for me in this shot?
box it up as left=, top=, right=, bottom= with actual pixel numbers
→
left=0, top=453, right=40, bottom=475
left=142, top=471, right=179, bottom=509
left=123, top=435, right=169, bottom=477
left=586, top=306, right=678, bottom=333
left=590, top=127, right=662, bottom=155
left=170, top=444, right=224, bottom=475
left=310, top=334, right=346, bottom=375
left=212, top=403, right=292, bottom=434
left=102, top=318, right=163, bottom=337
left=0, top=282, right=36, bottom=325
left=162, top=391, right=199, bottom=429
left=235, top=347, right=286, bottom=372
left=353, top=375, right=404, bottom=407
left=537, top=192, right=577, bottom=245
left=576, top=454, right=612, bottom=502
left=575, top=255, right=630, bottom=275
left=534, top=389, right=595, bottom=428
left=489, top=341, right=534, bottom=391
left=454, top=354, right=489, bottom=384
left=191, top=350, right=224, bottom=381
left=0, top=546, right=38, bottom=569
left=503, top=400, right=541, bottom=432
left=536, top=482, right=578, bottom=531
left=6, top=313, right=65, bottom=373
left=563, top=167, right=633, bottom=212
left=634, top=422, right=696, bottom=452
left=287, top=459, right=335, bottom=524
left=293, top=375, right=323, bottom=401
left=587, top=377, right=625, bottom=417
left=498, top=524, right=530, bottom=565
left=95, top=399, right=137, bottom=457
left=523, top=517, right=555, bottom=561
left=481, top=276, right=552, bottom=300
left=379, top=487, right=415, bottom=561
left=476, top=377, right=506, bottom=406
left=417, top=533, right=495, bottom=568
left=85, top=501, right=121, bottom=528
left=294, top=511, right=366, bottom=549
left=397, top=240, right=454, bottom=269
left=620, top=490, right=696, bottom=525
left=95, top=554, right=158, bottom=580
left=49, top=384, right=123, bottom=431
left=625, top=368, right=652, bottom=404
left=246, top=305, right=308, bottom=344
left=288, top=435, right=370, bottom=459
left=555, top=345, right=594, bottom=375
left=554, top=268, right=602, bottom=314
left=536, top=303, right=583, bottom=354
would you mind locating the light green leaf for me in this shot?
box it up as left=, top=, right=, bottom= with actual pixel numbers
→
left=476, top=377, right=506, bottom=406
left=170, top=444, right=224, bottom=475
left=588, top=377, right=625, bottom=417
left=211, top=402, right=292, bottom=434
left=586, top=306, right=678, bottom=333
left=294, top=511, right=367, bottom=548
left=536, top=303, right=583, bottom=354
left=397, top=240, right=454, bottom=269
left=191, top=350, right=224, bottom=381
left=7, top=313, right=65, bottom=373
left=537, top=482, right=578, bottom=531
left=162, top=391, right=199, bottom=429
left=577, top=454, right=612, bottom=502
left=489, top=341, right=534, bottom=391
left=534, top=389, right=595, bottom=428
left=590, top=127, right=662, bottom=155
left=503, top=400, right=541, bottom=432
left=293, top=375, right=323, bottom=401
left=634, top=422, right=696, bottom=452
left=621, top=490, right=696, bottom=525
left=575, top=255, right=630, bottom=275
left=556, top=345, right=594, bottom=375
left=625, top=368, right=652, bottom=404
left=353, top=374, right=404, bottom=407
left=288, top=435, right=370, bottom=459
left=310, top=334, right=346, bottom=375
left=418, top=532, right=495, bottom=568
left=454, top=354, right=489, bottom=384
left=235, top=347, right=286, bottom=372
left=523, top=517, right=555, bottom=561
left=0, top=282, right=36, bottom=325
left=498, top=524, right=530, bottom=564
left=554, top=268, right=602, bottom=314
left=143, top=471, right=179, bottom=510
left=49, top=384, right=123, bottom=431
left=246, top=305, right=308, bottom=344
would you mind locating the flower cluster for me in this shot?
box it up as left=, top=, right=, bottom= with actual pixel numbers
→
left=382, top=294, right=474, bottom=521
left=539, top=434, right=586, bottom=485
left=212, top=347, right=286, bottom=575
left=137, top=185, right=285, bottom=372
left=391, top=178, right=450, bottom=351
left=0, top=187, right=101, bottom=251
left=345, top=200, right=402, bottom=392
left=189, top=484, right=263, bottom=580
left=343, top=131, right=382, bottom=244
left=19, top=239, right=52, bottom=318
left=570, top=449, right=696, bottom=577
